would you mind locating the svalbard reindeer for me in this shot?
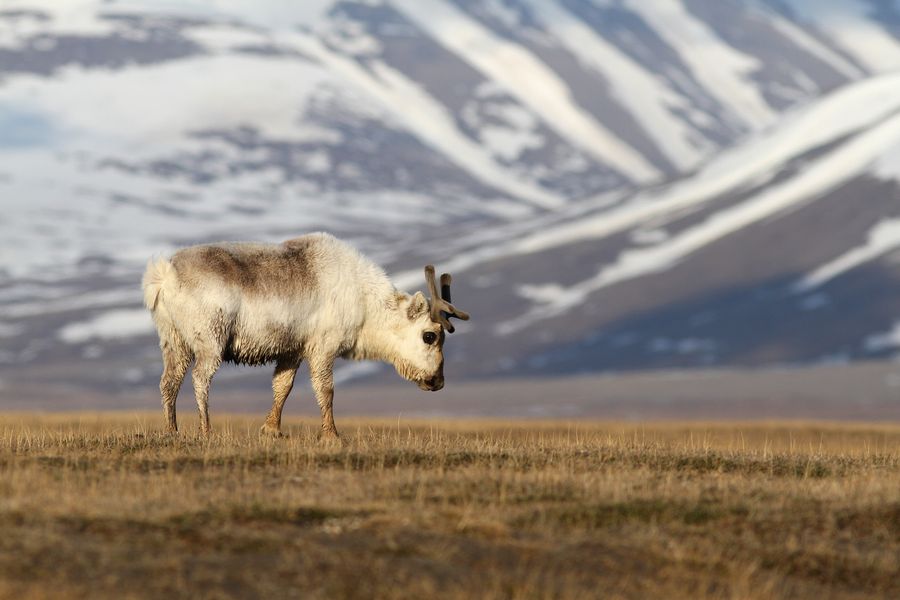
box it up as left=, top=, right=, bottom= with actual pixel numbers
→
left=141, top=232, right=469, bottom=439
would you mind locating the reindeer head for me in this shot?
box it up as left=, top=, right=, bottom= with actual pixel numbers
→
left=393, top=265, right=470, bottom=391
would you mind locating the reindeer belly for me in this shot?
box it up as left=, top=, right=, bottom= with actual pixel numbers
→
left=222, top=322, right=304, bottom=365
left=218, top=295, right=316, bottom=365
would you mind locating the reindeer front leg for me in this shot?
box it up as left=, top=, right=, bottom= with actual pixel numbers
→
left=308, top=353, right=339, bottom=441
left=261, top=355, right=302, bottom=437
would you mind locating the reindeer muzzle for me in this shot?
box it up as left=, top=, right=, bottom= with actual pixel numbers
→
left=418, top=375, right=444, bottom=391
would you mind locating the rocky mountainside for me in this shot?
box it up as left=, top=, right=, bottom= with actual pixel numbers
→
left=1, top=0, right=900, bottom=394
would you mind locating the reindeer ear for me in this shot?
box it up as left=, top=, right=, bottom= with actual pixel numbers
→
left=406, top=291, right=429, bottom=320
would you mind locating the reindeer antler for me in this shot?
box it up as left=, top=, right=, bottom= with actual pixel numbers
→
left=424, top=265, right=470, bottom=333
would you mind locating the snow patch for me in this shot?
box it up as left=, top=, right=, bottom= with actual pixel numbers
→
left=648, top=337, right=717, bottom=355
left=333, top=361, right=382, bottom=385
left=478, top=125, right=543, bottom=162
left=284, top=31, right=562, bottom=208
left=58, top=309, right=155, bottom=344
left=0, top=1, right=116, bottom=50
left=392, top=0, right=660, bottom=182
left=499, top=108, right=900, bottom=333
left=0, top=54, right=332, bottom=147
left=760, top=4, right=864, bottom=79
left=524, top=0, right=709, bottom=170
left=798, top=293, right=830, bottom=311
left=865, top=323, right=900, bottom=352
left=185, top=24, right=272, bottom=52
left=795, top=219, right=900, bottom=292
left=107, top=0, right=339, bottom=31
left=625, top=0, right=776, bottom=128
left=319, top=11, right=384, bottom=57
left=0, top=322, right=24, bottom=338
left=496, top=73, right=900, bottom=259
left=3, top=287, right=142, bottom=319
left=782, top=0, right=900, bottom=73
left=630, top=228, right=669, bottom=245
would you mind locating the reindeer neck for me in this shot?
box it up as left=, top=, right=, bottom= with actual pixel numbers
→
left=352, top=285, right=408, bottom=363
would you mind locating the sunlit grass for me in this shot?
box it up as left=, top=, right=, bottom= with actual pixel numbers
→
left=0, top=414, right=897, bottom=599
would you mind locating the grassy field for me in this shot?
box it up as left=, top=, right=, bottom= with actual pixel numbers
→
left=0, top=414, right=897, bottom=599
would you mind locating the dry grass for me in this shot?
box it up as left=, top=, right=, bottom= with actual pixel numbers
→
left=0, top=413, right=898, bottom=599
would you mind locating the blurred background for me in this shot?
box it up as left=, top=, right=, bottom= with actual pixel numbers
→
left=1, top=0, right=899, bottom=419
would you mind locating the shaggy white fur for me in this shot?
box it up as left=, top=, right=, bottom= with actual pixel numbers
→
left=142, top=232, right=456, bottom=438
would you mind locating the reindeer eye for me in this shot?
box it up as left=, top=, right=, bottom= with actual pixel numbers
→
left=422, top=331, right=437, bottom=345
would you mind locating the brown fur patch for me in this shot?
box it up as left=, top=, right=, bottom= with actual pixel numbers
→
left=389, top=291, right=406, bottom=310
left=172, top=238, right=317, bottom=295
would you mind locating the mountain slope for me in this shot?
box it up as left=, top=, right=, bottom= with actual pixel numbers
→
left=433, top=73, right=900, bottom=376
left=3, top=1, right=900, bottom=393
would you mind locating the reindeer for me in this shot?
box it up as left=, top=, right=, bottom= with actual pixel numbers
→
left=141, top=232, right=469, bottom=439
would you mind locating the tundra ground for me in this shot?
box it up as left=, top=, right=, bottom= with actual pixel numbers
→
left=0, top=414, right=897, bottom=599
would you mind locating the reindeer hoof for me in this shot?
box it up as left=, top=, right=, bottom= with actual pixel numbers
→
left=318, top=430, right=343, bottom=448
left=259, top=423, right=285, bottom=438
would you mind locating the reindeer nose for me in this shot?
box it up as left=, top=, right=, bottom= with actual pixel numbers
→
left=424, top=376, right=444, bottom=391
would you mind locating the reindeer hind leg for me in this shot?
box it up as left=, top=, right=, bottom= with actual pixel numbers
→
left=191, top=353, right=221, bottom=437
left=160, top=338, right=191, bottom=434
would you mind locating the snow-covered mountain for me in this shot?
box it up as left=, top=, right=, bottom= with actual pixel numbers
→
left=433, top=73, right=900, bottom=376
left=2, top=0, right=900, bottom=394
